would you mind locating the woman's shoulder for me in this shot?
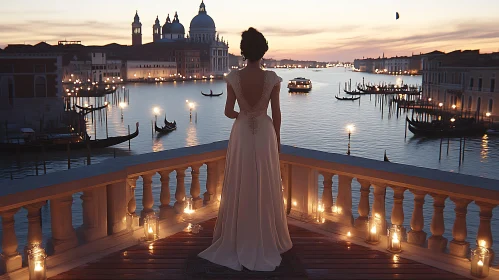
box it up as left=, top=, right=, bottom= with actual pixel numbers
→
left=265, top=70, right=282, bottom=82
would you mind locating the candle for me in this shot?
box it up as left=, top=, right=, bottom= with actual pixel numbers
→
left=347, top=231, right=351, bottom=237
left=470, top=247, right=490, bottom=278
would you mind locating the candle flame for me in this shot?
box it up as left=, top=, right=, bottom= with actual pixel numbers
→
left=479, top=240, right=486, bottom=247
left=347, top=231, right=351, bottom=237
left=478, top=260, right=484, bottom=266
left=34, top=261, right=43, bottom=272
left=148, top=226, right=153, bottom=233
left=370, top=226, right=377, bottom=234
left=393, top=233, right=399, bottom=242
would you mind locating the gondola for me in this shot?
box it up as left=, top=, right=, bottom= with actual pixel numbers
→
left=74, top=103, right=109, bottom=114
left=155, top=119, right=177, bottom=134
left=407, top=122, right=487, bottom=138
left=201, top=90, right=223, bottom=97
left=335, top=96, right=360, bottom=101
left=0, top=122, right=140, bottom=153
left=344, top=89, right=364, bottom=95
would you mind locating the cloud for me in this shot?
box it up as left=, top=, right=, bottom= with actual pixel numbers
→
left=219, top=25, right=360, bottom=37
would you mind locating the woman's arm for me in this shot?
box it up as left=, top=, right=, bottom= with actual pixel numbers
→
left=224, top=83, right=239, bottom=119
left=270, top=82, right=281, bottom=152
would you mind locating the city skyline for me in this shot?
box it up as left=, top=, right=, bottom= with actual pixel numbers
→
left=1, top=0, right=499, bottom=61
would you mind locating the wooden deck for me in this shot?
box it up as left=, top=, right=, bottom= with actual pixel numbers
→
left=50, top=218, right=470, bottom=279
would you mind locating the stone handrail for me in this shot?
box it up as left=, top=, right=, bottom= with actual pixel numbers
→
left=1, top=141, right=498, bottom=279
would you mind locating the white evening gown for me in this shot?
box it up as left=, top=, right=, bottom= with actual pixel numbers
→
left=198, top=70, right=293, bottom=271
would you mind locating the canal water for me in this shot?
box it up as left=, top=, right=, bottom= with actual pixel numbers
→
left=1, top=68, right=497, bottom=260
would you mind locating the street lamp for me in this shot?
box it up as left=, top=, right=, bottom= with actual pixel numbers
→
left=438, top=103, right=443, bottom=107
left=346, top=124, right=355, bottom=155
left=153, top=107, right=160, bottom=123
left=486, top=112, right=491, bottom=117
left=452, top=104, right=457, bottom=110
left=119, top=102, right=127, bottom=120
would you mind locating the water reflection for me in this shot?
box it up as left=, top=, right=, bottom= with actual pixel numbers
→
left=481, top=135, right=489, bottom=161
left=186, top=124, right=198, bottom=147
left=152, top=139, right=164, bottom=152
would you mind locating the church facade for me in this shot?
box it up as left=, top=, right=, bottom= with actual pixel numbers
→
left=132, top=1, right=229, bottom=77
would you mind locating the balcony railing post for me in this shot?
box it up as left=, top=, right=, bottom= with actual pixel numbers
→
left=174, top=168, right=186, bottom=214
left=49, top=195, right=78, bottom=254
left=428, top=194, right=448, bottom=252
left=408, top=190, right=427, bottom=246
left=81, top=186, right=107, bottom=241
left=204, top=162, right=217, bottom=205
left=140, top=173, right=154, bottom=222
left=216, top=158, right=226, bottom=199
left=159, top=170, right=175, bottom=220
left=190, top=164, right=203, bottom=209
left=355, top=180, right=370, bottom=229
left=449, top=197, right=472, bottom=258
left=475, top=201, right=496, bottom=263
left=280, top=163, right=289, bottom=206
left=336, top=175, right=353, bottom=226
left=0, top=208, right=22, bottom=273
left=289, top=165, right=318, bottom=216
left=391, top=187, right=407, bottom=236
left=107, top=181, right=128, bottom=235
left=372, top=184, right=387, bottom=233
left=320, top=172, right=334, bottom=213
left=24, top=202, right=46, bottom=247
left=126, top=176, right=139, bottom=229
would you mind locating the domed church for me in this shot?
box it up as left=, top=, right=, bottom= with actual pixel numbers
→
left=132, top=1, right=228, bottom=76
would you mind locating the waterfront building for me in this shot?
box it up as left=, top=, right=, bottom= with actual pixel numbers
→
left=126, top=60, right=177, bottom=81
left=132, top=11, right=142, bottom=46
left=421, top=50, right=499, bottom=117
left=0, top=53, right=64, bottom=134
left=354, top=54, right=422, bottom=75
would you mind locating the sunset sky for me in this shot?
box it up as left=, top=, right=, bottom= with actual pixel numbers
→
left=1, top=0, right=499, bottom=61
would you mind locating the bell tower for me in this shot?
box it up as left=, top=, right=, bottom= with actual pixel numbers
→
left=132, top=10, right=142, bottom=46
left=153, top=16, right=161, bottom=42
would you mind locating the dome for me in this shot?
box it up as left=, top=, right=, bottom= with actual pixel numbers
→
left=171, top=12, right=185, bottom=34
left=190, top=1, right=215, bottom=30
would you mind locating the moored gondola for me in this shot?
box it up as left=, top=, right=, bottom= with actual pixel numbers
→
left=155, top=120, right=177, bottom=134
left=201, top=90, right=223, bottom=97
left=74, top=103, right=109, bottom=114
left=407, top=122, right=487, bottom=138
left=344, top=89, right=364, bottom=95
left=335, top=95, right=360, bottom=101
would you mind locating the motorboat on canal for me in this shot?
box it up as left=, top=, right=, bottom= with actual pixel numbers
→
left=288, top=77, right=312, bottom=92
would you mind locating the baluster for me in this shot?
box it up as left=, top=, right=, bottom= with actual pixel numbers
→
left=204, top=162, right=217, bottom=204
left=140, top=173, right=154, bottom=222
left=320, top=172, right=334, bottom=213
left=159, top=170, right=175, bottom=220
left=174, top=168, right=186, bottom=214
left=280, top=163, right=289, bottom=204
left=0, top=208, right=22, bottom=273
left=126, top=176, right=139, bottom=229
left=372, top=184, right=387, bottom=233
left=475, top=201, right=496, bottom=264
left=355, top=180, right=370, bottom=229
left=336, top=175, right=353, bottom=226
left=106, top=182, right=127, bottom=235
left=449, top=197, right=472, bottom=258
left=24, top=202, right=46, bottom=246
left=190, top=164, right=203, bottom=209
left=49, top=195, right=78, bottom=254
left=391, top=187, right=406, bottom=236
left=428, top=194, right=448, bottom=252
left=408, top=190, right=427, bottom=246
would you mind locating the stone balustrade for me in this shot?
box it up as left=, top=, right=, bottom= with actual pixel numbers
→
left=0, top=140, right=498, bottom=279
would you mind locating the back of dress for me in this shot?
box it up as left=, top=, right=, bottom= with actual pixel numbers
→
left=198, top=69, right=293, bottom=271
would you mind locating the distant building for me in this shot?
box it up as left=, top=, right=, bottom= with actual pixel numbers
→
left=0, top=54, right=64, bottom=132
left=353, top=54, right=422, bottom=75
left=421, top=50, right=499, bottom=117
left=126, top=60, right=177, bottom=81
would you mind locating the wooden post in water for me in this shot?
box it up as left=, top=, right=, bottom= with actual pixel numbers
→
left=462, top=138, right=466, bottom=163
left=86, top=139, right=91, bottom=165
left=447, top=138, right=450, bottom=155
left=151, top=120, right=154, bottom=138
left=128, top=125, right=131, bottom=151
left=67, top=143, right=71, bottom=169
left=42, top=144, right=46, bottom=174
left=458, top=138, right=463, bottom=166
left=404, top=118, right=408, bottom=139
left=105, top=106, right=108, bottom=138
left=439, top=138, right=443, bottom=161
left=35, top=154, right=39, bottom=176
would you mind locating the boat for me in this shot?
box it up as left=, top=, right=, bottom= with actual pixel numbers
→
left=407, top=121, right=487, bottom=138
left=335, top=96, right=360, bottom=101
left=201, top=90, right=223, bottom=97
left=74, top=103, right=109, bottom=114
left=486, top=129, right=499, bottom=135
left=344, top=89, right=364, bottom=95
left=155, top=119, right=177, bottom=134
left=0, top=123, right=139, bottom=153
left=288, top=77, right=312, bottom=92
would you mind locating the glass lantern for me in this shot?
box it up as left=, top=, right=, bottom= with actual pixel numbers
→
left=470, top=247, right=490, bottom=278
left=387, top=225, right=402, bottom=253
left=365, top=214, right=381, bottom=244
left=315, top=200, right=325, bottom=223
left=28, top=244, right=47, bottom=280
left=143, top=212, right=159, bottom=242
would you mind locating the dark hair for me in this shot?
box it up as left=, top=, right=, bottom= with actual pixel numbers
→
left=240, top=27, right=268, bottom=62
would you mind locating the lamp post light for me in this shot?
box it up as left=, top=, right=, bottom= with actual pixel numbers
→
left=153, top=107, right=160, bottom=123
left=346, top=124, right=355, bottom=155
left=119, top=102, right=127, bottom=120
left=452, top=104, right=457, bottom=110
left=186, top=100, right=196, bottom=121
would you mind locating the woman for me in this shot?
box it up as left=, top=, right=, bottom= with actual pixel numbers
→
left=198, top=27, right=292, bottom=271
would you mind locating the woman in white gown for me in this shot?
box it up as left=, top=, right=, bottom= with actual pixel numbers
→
left=198, top=27, right=292, bottom=271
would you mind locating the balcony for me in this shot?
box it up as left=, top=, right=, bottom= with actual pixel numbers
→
left=0, top=141, right=498, bottom=279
